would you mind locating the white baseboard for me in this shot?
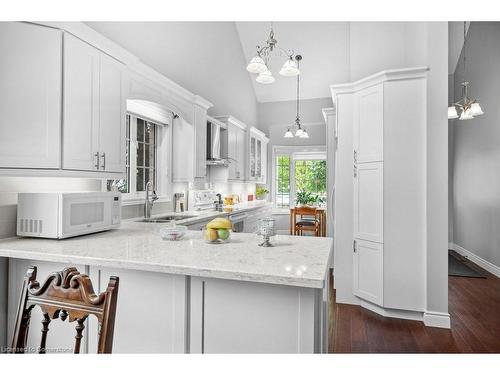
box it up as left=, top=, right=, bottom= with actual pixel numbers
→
left=450, top=243, right=500, bottom=278
left=423, top=311, right=451, bottom=329
left=359, top=299, right=424, bottom=322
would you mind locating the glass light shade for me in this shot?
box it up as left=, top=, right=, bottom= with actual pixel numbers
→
left=295, top=128, right=304, bottom=137
left=300, top=129, right=309, bottom=138
left=256, top=70, right=275, bottom=84
left=448, top=106, right=459, bottom=119
left=284, top=129, right=294, bottom=138
left=279, top=59, right=300, bottom=77
left=246, top=56, right=267, bottom=74
left=470, top=102, right=484, bottom=116
left=459, top=108, right=474, bottom=121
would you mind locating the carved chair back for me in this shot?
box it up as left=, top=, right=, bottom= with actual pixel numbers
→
left=11, top=266, right=119, bottom=354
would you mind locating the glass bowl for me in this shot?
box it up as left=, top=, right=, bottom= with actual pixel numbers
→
left=160, top=225, right=187, bottom=241
left=203, top=227, right=232, bottom=244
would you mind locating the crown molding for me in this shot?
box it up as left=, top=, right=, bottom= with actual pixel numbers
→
left=330, top=66, right=429, bottom=101
left=322, top=107, right=336, bottom=123
left=213, top=115, right=247, bottom=130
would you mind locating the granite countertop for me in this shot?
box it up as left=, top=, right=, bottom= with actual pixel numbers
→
left=0, top=220, right=332, bottom=289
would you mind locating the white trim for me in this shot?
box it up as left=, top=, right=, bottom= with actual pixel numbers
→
left=214, top=115, right=247, bottom=130
left=450, top=243, right=500, bottom=278
left=423, top=311, right=451, bottom=329
left=330, top=66, right=429, bottom=103
left=321, top=107, right=336, bottom=124
left=359, top=300, right=451, bottom=329
left=249, top=126, right=269, bottom=140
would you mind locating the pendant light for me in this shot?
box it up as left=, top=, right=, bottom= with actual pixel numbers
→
left=284, top=55, right=308, bottom=138
left=448, top=22, right=484, bottom=121
left=246, top=23, right=300, bottom=84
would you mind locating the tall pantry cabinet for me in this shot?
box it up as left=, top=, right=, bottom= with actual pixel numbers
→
left=331, top=67, right=428, bottom=314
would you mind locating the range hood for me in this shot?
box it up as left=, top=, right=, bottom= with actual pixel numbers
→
left=206, top=119, right=229, bottom=166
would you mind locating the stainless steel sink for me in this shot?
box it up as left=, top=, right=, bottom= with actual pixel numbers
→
left=137, top=215, right=199, bottom=223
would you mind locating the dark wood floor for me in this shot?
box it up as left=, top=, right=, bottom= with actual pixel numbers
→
left=328, top=256, right=500, bottom=353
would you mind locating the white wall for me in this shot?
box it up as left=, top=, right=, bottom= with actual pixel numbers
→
left=451, top=22, right=500, bottom=269
left=86, top=22, right=259, bottom=128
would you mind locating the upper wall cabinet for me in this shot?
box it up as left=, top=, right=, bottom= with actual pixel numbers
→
left=247, top=127, right=269, bottom=184
left=63, top=33, right=127, bottom=173
left=0, top=22, right=62, bottom=169
left=172, top=105, right=208, bottom=182
left=215, top=116, right=247, bottom=181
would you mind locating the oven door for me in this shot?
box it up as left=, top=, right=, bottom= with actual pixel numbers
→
left=60, top=193, right=120, bottom=238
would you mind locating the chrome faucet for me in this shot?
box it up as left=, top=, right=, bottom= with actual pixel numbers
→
left=144, top=181, right=158, bottom=218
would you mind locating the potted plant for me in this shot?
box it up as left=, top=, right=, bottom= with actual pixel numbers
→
left=255, top=185, right=269, bottom=200
left=295, top=191, right=325, bottom=207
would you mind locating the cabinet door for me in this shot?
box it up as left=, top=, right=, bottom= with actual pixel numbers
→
left=256, top=138, right=262, bottom=179
left=193, top=106, right=207, bottom=179
left=354, top=84, right=383, bottom=163
left=0, top=22, right=62, bottom=169
left=353, top=162, right=383, bottom=243
left=260, top=140, right=268, bottom=183
left=227, top=126, right=238, bottom=180
left=249, top=136, right=256, bottom=179
left=353, top=239, right=383, bottom=305
left=98, top=53, right=126, bottom=173
left=236, top=128, right=246, bottom=180
left=63, top=33, right=100, bottom=171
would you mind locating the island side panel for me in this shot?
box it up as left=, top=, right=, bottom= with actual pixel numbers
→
left=87, top=266, right=187, bottom=354
left=0, top=258, right=7, bottom=350
left=190, top=277, right=320, bottom=353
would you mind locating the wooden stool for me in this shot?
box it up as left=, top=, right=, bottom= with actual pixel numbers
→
left=11, top=266, right=119, bottom=354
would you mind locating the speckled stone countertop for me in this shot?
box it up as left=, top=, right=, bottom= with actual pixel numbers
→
left=0, top=220, right=332, bottom=289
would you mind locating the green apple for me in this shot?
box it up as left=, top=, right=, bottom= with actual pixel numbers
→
left=217, top=229, right=230, bottom=240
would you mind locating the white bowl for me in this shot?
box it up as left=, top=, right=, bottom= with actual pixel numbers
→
left=160, top=225, right=187, bottom=241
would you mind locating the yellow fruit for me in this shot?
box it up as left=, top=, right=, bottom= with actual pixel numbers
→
left=207, top=217, right=232, bottom=230
left=204, top=229, right=218, bottom=241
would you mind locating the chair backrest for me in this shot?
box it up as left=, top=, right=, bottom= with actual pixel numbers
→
left=294, top=206, right=318, bottom=217
left=11, top=266, right=119, bottom=354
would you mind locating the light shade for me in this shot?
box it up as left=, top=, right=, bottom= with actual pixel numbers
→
left=246, top=56, right=267, bottom=74
left=284, top=129, right=294, bottom=138
left=295, top=128, right=304, bottom=137
left=300, top=129, right=309, bottom=138
left=256, top=70, right=275, bottom=84
left=448, top=106, right=459, bottom=119
left=279, top=59, right=300, bottom=77
left=470, top=102, right=484, bottom=116
left=459, top=108, right=474, bottom=121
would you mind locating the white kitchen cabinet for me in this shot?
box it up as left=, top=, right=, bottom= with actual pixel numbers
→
left=247, top=127, right=269, bottom=183
left=215, top=116, right=247, bottom=181
left=331, top=68, right=428, bottom=315
left=63, top=33, right=126, bottom=173
left=353, top=239, right=383, bottom=306
left=0, top=22, right=62, bottom=169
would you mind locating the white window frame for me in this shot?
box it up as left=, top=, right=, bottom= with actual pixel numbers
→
left=272, top=145, right=327, bottom=213
left=106, top=111, right=173, bottom=206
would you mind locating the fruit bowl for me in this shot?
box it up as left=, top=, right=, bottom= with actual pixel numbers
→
left=160, top=225, right=187, bottom=241
left=203, top=217, right=233, bottom=244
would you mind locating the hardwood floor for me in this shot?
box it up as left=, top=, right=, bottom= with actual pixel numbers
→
left=328, top=257, right=500, bottom=353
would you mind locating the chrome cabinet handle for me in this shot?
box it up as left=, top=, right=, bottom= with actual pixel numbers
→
left=353, top=240, right=357, bottom=253
left=353, top=164, right=357, bottom=178
left=353, top=150, right=358, bottom=163
left=101, top=152, right=106, bottom=170
left=94, top=152, right=100, bottom=170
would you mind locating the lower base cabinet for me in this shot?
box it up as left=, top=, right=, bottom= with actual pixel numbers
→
left=353, top=239, right=383, bottom=306
left=5, top=257, right=327, bottom=353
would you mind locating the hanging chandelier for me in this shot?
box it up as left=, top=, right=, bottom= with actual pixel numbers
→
left=246, top=23, right=300, bottom=84
left=284, top=55, right=308, bottom=139
left=448, top=22, right=484, bottom=121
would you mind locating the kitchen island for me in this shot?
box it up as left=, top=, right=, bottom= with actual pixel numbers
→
left=0, top=222, right=332, bottom=353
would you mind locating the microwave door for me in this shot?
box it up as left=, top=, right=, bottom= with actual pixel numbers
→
left=61, top=196, right=112, bottom=238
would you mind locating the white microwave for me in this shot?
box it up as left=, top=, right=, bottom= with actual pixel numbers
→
left=17, top=192, right=121, bottom=239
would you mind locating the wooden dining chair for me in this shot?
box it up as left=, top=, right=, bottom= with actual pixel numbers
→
left=11, top=266, right=119, bottom=354
left=293, top=206, right=321, bottom=237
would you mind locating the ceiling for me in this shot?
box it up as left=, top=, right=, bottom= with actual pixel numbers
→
left=235, top=22, right=350, bottom=103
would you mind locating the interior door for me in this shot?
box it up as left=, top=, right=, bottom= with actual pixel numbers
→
left=353, top=239, right=383, bottom=305
left=63, top=33, right=100, bottom=171
left=98, top=52, right=126, bottom=173
left=354, top=84, right=383, bottom=163
left=0, top=22, right=62, bottom=169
